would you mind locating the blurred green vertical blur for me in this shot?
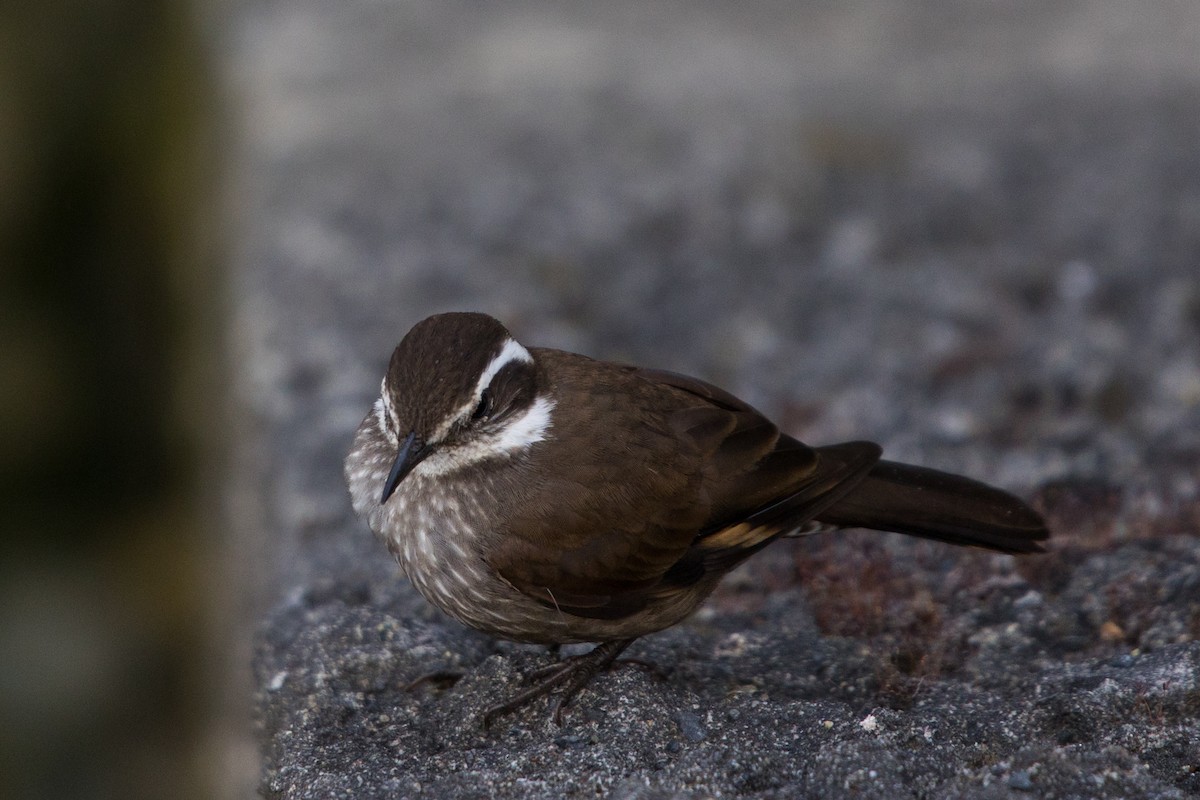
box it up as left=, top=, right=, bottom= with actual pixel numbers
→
left=0, top=1, right=220, bottom=798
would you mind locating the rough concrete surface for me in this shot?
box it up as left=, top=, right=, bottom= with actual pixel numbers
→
left=224, top=2, right=1200, bottom=797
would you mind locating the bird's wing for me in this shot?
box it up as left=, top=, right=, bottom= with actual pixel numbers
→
left=635, top=368, right=882, bottom=575
left=487, top=356, right=880, bottom=620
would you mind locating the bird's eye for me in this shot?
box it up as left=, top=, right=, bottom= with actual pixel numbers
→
left=471, top=389, right=494, bottom=422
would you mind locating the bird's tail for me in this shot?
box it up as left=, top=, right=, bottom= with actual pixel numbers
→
left=815, top=458, right=1048, bottom=554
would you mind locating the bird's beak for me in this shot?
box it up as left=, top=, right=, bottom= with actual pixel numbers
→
left=381, top=431, right=431, bottom=503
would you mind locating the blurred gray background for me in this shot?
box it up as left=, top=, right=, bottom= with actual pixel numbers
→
left=2, top=1, right=1198, bottom=798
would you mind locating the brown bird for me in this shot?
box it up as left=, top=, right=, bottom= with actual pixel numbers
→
left=344, top=312, right=1048, bottom=725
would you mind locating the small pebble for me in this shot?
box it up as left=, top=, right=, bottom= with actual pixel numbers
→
left=1013, top=590, right=1043, bottom=609
left=1008, top=770, right=1034, bottom=791
left=1099, top=620, right=1125, bottom=642
left=674, top=711, right=707, bottom=742
left=554, top=734, right=588, bottom=748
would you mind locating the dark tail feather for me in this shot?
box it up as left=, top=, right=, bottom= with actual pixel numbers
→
left=815, top=460, right=1048, bottom=554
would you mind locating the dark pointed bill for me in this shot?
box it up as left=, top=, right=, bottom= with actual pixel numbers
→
left=381, top=431, right=431, bottom=503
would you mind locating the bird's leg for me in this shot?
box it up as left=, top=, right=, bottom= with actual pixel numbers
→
left=482, top=638, right=636, bottom=728
left=547, top=640, right=636, bottom=725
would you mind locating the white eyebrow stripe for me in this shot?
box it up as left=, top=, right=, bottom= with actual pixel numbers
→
left=473, top=338, right=533, bottom=398
left=428, top=337, right=536, bottom=443
left=373, top=397, right=388, bottom=437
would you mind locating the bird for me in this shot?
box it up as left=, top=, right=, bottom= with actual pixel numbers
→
left=344, top=312, right=1048, bottom=725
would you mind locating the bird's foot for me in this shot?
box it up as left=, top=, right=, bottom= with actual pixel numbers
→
left=482, top=638, right=635, bottom=728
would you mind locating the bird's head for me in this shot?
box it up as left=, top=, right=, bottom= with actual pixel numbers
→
left=375, top=312, right=551, bottom=502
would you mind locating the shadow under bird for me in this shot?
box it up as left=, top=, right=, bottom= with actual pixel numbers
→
left=345, top=312, right=1048, bottom=725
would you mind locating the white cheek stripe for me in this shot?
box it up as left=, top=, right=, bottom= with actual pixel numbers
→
left=415, top=394, right=555, bottom=477
left=493, top=394, right=555, bottom=453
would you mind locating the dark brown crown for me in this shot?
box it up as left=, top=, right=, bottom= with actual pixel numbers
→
left=382, top=312, right=539, bottom=442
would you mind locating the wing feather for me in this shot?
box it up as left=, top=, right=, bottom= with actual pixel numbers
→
left=487, top=354, right=880, bottom=620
